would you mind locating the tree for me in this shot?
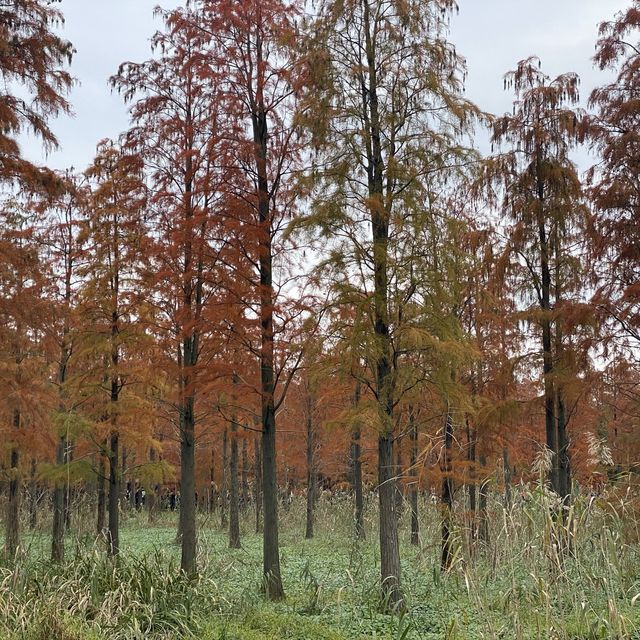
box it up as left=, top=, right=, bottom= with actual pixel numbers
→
left=112, top=7, right=233, bottom=575
left=304, top=0, right=477, bottom=609
left=484, top=58, right=589, bottom=500
left=0, top=0, right=73, bottom=184
left=0, top=202, right=55, bottom=559
left=190, top=0, right=309, bottom=599
left=83, top=140, right=147, bottom=556
left=588, top=2, right=640, bottom=355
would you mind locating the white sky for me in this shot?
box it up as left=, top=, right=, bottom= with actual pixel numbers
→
left=22, top=0, right=630, bottom=171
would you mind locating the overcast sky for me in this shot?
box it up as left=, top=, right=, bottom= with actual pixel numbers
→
left=22, top=0, right=630, bottom=171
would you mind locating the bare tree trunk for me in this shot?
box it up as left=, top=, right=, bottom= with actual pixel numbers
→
left=97, top=445, right=107, bottom=535
left=466, top=418, right=477, bottom=545
left=5, top=409, right=21, bottom=559
left=147, top=447, right=157, bottom=524
left=409, top=410, right=419, bottom=546
left=221, top=427, right=228, bottom=529
left=107, top=430, right=120, bottom=556
left=242, top=436, right=249, bottom=511
left=52, top=437, right=66, bottom=561
left=179, top=394, right=197, bottom=575
left=64, top=443, right=73, bottom=531
left=395, top=437, right=403, bottom=521
left=229, top=415, right=241, bottom=549
left=305, top=392, right=316, bottom=540
left=254, top=435, right=262, bottom=534
left=351, top=384, right=365, bottom=541
left=478, top=454, right=489, bottom=544
left=441, top=405, right=454, bottom=572
left=29, top=458, right=37, bottom=531
left=209, top=445, right=216, bottom=514
left=503, top=447, right=512, bottom=508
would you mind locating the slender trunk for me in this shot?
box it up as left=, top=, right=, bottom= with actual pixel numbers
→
left=107, top=430, right=119, bottom=556
left=221, top=427, right=228, bottom=528
left=229, top=415, right=241, bottom=549
left=554, top=243, right=571, bottom=504
left=179, top=394, right=197, bottom=575
left=351, top=384, right=365, bottom=540
left=305, top=392, right=316, bottom=540
left=29, top=458, right=37, bottom=530
left=536, top=150, right=558, bottom=494
left=242, top=436, right=249, bottom=511
left=254, top=435, right=262, bottom=534
left=97, top=445, right=107, bottom=534
left=5, top=409, right=21, bottom=559
left=478, top=454, right=489, bottom=544
left=64, top=443, right=73, bottom=530
left=466, top=419, right=477, bottom=544
left=409, top=410, right=419, bottom=546
left=52, top=437, right=66, bottom=561
left=147, top=447, right=157, bottom=524
left=441, top=405, right=454, bottom=572
left=379, top=435, right=401, bottom=607
left=503, top=447, right=512, bottom=508
left=251, top=74, right=284, bottom=599
left=361, top=0, right=401, bottom=607
left=209, top=445, right=216, bottom=514
left=395, top=437, right=403, bottom=521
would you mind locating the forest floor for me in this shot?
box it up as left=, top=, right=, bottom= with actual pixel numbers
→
left=1, top=491, right=640, bottom=639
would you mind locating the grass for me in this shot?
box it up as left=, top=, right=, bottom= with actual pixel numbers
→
left=1, top=487, right=640, bottom=639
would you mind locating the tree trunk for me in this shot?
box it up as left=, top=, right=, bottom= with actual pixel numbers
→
left=409, top=410, right=419, bottom=546
left=107, top=429, right=120, bottom=556
left=466, top=419, right=477, bottom=545
left=252, top=87, right=284, bottom=599
left=361, top=0, right=401, bottom=608
left=395, top=437, right=404, bottom=521
left=254, top=435, right=262, bottom=534
left=503, top=446, right=512, bottom=508
left=305, top=392, right=316, bottom=540
left=351, top=384, right=365, bottom=541
left=441, top=406, right=454, bottom=572
left=221, top=427, right=228, bottom=528
left=242, top=436, right=249, bottom=511
left=379, top=434, right=402, bottom=608
left=478, top=454, right=489, bottom=544
left=64, top=442, right=73, bottom=531
left=147, top=446, right=157, bottom=524
left=29, top=458, right=37, bottom=531
left=5, top=409, right=21, bottom=560
left=52, top=437, right=66, bottom=561
left=229, top=415, right=241, bottom=549
left=179, top=394, right=197, bottom=576
left=97, top=445, right=107, bottom=535
left=209, top=444, right=216, bottom=514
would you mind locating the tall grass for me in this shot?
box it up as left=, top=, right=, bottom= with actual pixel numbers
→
left=1, top=482, right=639, bottom=639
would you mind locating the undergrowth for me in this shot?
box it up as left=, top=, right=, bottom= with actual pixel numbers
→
left=1, top=486, right=639, bottom=639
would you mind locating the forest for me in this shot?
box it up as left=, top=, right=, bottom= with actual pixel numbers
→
left=1, top=1, right=640, bottom=639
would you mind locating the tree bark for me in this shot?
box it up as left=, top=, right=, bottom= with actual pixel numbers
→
left=5, top=409, right=21, bottom=559
left=242, top=436, right=249, bottom=511
left=107, top=429, right=120, bottom=556
left=221, top=427, right=228, bottom=528
left=179, top=393, right=197, bottom=575
left=409, top=410, right=419, bottom=546
left=229, top=415, right=241, bottom=549
left=29, top=458, right=37, bottom=531
left=254, top=434, right=262, bottom=534
left=351, top=383, right=365, bottom=541
left=305, top=391, right=316, bottom=540
left=52, top=437, right=66, bottom=561
left=441, top=405, right=454, bottom=572
left=97, top=446, right=107, bottom=534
